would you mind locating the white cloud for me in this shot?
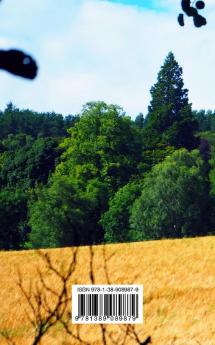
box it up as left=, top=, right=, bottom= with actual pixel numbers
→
left=0, top=0, right=215, bottom=116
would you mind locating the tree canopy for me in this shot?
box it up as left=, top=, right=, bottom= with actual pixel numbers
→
left=0, top=52, right=214, bottom=250
left=129, top=149, right=210, bottom=241
left=27, top=101, right=143, bottom=248
left=100, top=180, right=142, bottom=243
left=143, top=52, right=199, bottom=151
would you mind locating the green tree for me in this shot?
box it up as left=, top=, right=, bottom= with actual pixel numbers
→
left=0, top=134, right=63, bottom=249
left=0, top=103, right=78, bottom=140
left=143, top=52, right=199, bottom=150
left=138, top=143, right=175, bottom=175
left=129, top=149, right=210, bottom=241
left=28, top=101, right=143, bottom=248
left=134, top=113, right=144, bottom=129
left=27, top=176, right=96, bottom=248
left=58, top=101, right=142, bottom=192
left=27, top=175, right=110, bottom=248
left=208, top=147, right=215, bottom=234
left=0, top=134, right=62, bottom=189
left=0, top=188, right=28, bottom=249
left=100, top=180, right=142, bottom=243
left=193, top=109, right=214, bottom=132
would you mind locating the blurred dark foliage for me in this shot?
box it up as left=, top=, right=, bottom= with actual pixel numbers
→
left=178, top=0, right=207, bottom=28
left=0, top=49, right=37, bottom=79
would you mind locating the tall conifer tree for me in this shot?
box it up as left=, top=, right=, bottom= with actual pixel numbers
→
left=143, top=52, right=199, bottom=150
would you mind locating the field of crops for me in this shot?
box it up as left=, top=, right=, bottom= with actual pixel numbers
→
left=0, top=236, right=215, bottom=345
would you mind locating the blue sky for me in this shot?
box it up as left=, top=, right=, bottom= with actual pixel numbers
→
left=105, top=0, right=155, bottom=9
left=108, top=0, right=145, bottom=4
left=0, top=0, right=214, bottom=117
left=104, top=0, right=169, bottom=11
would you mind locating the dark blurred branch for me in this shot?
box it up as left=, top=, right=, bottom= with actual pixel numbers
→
left=0, top=49, right=37, bottom=79
left=16, top=248, right=78, bottom=345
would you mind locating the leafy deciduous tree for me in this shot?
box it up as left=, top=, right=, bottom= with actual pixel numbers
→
left=100, top=181, right=142, bottom=243
left=129, top=149, right=210, bottom=241
left=27, top=101, right=143, bottom=248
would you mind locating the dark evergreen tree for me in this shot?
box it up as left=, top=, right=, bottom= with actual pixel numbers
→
left=134, top=113, right=144, bottom=129
left=143, top=52, right=199, bottom=150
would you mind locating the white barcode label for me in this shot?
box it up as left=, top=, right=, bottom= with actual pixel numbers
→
left=72, top=285, right=143, bottom=324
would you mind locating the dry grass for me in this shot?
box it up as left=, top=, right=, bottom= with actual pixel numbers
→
left=0, top=236, right=215, bottom=345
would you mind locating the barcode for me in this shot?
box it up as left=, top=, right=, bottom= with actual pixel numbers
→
left=72, top=285, right=143, bottom=324
left=78, top=293, right=139, bottom=318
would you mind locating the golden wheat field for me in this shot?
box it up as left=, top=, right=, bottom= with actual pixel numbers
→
left=0, top=236, right=215, bottom=345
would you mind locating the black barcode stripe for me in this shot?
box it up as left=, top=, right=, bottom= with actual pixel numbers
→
left=77, top=293, right=139, bottom=318
left=136, top=294, right=139, bottom=318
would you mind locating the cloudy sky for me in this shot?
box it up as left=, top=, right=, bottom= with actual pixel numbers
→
left=0, top=0, right=214, bottom=117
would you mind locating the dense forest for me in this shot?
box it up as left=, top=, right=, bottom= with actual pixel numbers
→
left=1, top=51, right=215, bottom=250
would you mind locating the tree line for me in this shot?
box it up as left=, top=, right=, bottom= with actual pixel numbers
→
left=1, top=51, right=215, bottom=250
